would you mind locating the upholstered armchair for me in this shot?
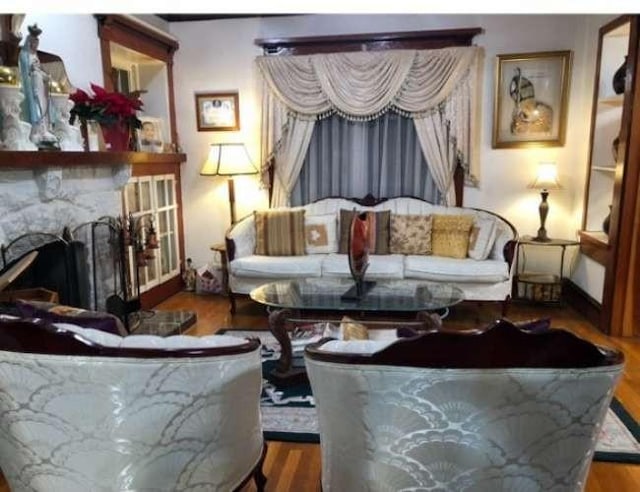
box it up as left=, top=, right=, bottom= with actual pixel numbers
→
left=305, top=320, right=624, bottom=492
left=0, top=319, right=266, bottom=492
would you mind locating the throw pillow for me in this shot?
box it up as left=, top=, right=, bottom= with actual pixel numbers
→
left=254, top=209, right=306, bottom=256
left=340, top=316, right=369, bottom=340
left=338, top=209, right=391, bottom=255
left=468, top=217, right=498, bottom=260
left=390, top=214, right=433, bottom=255
left=431, top=214, right=474, bottom=259
left=16, top=300, right=127, bottom=336
left=304, top=214, right=338, bottom=254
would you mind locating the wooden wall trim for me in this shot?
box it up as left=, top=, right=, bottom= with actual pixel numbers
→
left=563, top=279, right=603, bottom=332
left=255, top=27, right=482, bottom=55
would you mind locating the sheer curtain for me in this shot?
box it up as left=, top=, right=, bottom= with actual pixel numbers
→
left=291, top=112, right=441, bottom=205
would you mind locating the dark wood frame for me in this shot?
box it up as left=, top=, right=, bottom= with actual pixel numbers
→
left=194, top=91, right=241, bottom=132
left=305, top=319, right=623, bottom=369
left=96, top=15, right=186, bottom=309
left=578, top=15, right=640, bottom=336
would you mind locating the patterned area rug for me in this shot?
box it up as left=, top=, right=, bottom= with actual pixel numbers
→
left=227, top=330, right=640, bottom=464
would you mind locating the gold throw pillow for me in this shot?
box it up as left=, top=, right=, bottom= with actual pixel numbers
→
left=431, top=214, right=474, bottom=259
left=340, top=316, right=369, bottom=340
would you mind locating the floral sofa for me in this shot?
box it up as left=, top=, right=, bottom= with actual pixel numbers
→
left=225, top=196, right=518, bottom=313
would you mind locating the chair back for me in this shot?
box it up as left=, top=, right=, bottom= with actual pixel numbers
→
left=0, top=320, right=264, bottom=492
left=305, top=320, right=624, bottom=492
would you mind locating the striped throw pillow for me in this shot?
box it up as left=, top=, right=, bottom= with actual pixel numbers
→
left=255, top=210, right=306, bottom=256
left=338, top=209, right=390, bottom=255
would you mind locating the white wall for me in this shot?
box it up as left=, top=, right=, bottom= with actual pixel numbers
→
left=171, top=14, right=606, bottom=276
left=21, top=14, right=103, bottom=90
left=13, top=13, right=611, bottom=300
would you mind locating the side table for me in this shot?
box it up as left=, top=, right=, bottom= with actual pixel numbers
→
left=209, top=243, right=229, bottom=297
left=514, top=236, right=579, bottom=303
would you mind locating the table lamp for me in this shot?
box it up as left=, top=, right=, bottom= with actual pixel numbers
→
left=200, top=143, right=258, bottom=225
left=528, top=161, right=562, bottom=242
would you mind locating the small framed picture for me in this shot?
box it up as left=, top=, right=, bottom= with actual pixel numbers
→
left=195, top=92, right=240, bottom=132
left=493, top=50, right=572, bottom=148
left=136, top=117, right=165, bottom=153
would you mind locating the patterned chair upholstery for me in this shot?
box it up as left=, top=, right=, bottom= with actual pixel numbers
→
left=305, top=320, right=624, bottom=492
left=0, top=319, right=266, bottom=492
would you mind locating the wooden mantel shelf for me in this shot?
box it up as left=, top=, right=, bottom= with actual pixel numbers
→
left=0, top=151, right=187, bottom=169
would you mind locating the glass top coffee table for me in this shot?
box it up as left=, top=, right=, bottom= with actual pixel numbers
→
left=250, top=278, right=464, bottom=384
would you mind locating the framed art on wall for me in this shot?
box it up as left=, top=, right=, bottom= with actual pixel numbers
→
left=136, top=117, right=165, bottom=153
left=492, top=50, right=572, bottom=148
left=195, top=92, right=240, bottom=131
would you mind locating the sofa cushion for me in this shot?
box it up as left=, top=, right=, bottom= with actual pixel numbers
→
left=304, top=213, right=338, bottom=254
left=255, top=209, right=306, bottom=256
left=322, top=254, right=404, bottom=279
left=468, top=217, right=498, bottom=260
left=404, top=255, right=509, bottom=283
left=431, top=214, right=474, bottom=259
left=390, top=214, right=433, bottom=255
left=338, top=209, right=390, bottom=255
left=230, top=255, right=323, bottom=279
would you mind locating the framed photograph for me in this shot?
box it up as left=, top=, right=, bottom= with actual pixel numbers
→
left=136, top=117, right=165, bottom=153
left=195, top=92, right=240, bottom=131
left=493, top=51, right=572, bottom=148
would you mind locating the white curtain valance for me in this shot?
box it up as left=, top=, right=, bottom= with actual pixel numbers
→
left=257, top=46, right=483, bottom=206
left=256, top=47, right=479, bottom=118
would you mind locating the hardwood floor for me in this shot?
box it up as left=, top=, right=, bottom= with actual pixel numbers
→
left=1, top=293, right=638, bottom=491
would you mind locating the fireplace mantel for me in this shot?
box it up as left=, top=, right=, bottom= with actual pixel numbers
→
left=0, top=151, right=187, bottom=168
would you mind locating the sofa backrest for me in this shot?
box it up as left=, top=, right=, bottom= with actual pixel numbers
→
left=228, top=196, right=517, bottom=260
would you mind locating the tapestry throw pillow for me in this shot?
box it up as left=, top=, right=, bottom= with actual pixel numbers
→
left=468, top=217, right=498, bottom=260
left=304, top=213, right=338, bottom=254
left=340, top=316, right=369, bottom=340
left=16, top=300, right=127, bottom=336
left=254, top=209, right=306, bottom=256
left=338, top=209, right=391, bottom=255
left=390, top=214, right=433, bottom=255
left=431, top=214, right=474, bottom=259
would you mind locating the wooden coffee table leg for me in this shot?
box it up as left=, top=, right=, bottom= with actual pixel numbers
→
left=267, top=308, right=308, bottom=386
left=268, top=308, right=293, bottom=373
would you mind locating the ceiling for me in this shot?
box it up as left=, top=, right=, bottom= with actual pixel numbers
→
left=156, top=14, right=297, bottom=22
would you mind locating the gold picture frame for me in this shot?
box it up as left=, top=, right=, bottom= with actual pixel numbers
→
left=195, top=92, right=240, bottom=132
left=492, top=50, right=572, bottom=148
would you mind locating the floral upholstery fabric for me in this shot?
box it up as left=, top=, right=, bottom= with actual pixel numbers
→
left=390, top=214, right=433, bottom=255
left=306, top=358, right=622, bottom=492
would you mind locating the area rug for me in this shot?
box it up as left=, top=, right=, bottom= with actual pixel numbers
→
left=226, top=329, right=640, bottom=464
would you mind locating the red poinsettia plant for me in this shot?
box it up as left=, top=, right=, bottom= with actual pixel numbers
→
left=69, top=83, right=143, bottom=129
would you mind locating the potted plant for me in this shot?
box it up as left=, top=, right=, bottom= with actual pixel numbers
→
left=69, top=84, right=143, bottom=151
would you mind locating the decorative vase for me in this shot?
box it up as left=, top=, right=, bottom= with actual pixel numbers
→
left=612, top=56, right=627, bottom=95
left=100, top=121, right=131, bottom=151
left=603, top=205, right=612, bottom=235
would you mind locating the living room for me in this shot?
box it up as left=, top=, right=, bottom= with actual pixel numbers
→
left=0, top=4, right=639, bottom=491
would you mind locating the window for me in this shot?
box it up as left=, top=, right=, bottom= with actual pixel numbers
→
left=123, top=174, right=180, bottom=294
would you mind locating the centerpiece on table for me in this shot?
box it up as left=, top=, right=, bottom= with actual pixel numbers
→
left=69, top=83, right=143, bottom=151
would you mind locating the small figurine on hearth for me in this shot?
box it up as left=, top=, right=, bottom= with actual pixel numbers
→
left=182, top=258, right=196, bottom=292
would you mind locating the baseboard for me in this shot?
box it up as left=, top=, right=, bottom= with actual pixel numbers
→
left=563, top=279, right=601, bottom=329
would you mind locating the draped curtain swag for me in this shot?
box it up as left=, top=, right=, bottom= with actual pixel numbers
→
left=256, top=46, right=482, bottom=207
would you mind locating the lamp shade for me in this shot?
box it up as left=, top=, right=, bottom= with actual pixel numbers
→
left=528, top=162, right=562, bottom=190
left=200, top=143, right=258, bottom=176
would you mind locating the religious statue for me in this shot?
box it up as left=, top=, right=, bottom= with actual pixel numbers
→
left=18, top=24, right=59, bottom=149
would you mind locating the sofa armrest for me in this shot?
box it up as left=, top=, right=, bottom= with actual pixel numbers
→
left=503, top=239, right=518, bottom=274
left=226, top=214, right=255, bottom=261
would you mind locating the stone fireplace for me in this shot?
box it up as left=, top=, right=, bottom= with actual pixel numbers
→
left=0, top=159, right=131, bottom=310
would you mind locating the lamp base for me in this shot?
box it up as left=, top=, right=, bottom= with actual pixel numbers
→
left=532, top=228, right=551, bottom=242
